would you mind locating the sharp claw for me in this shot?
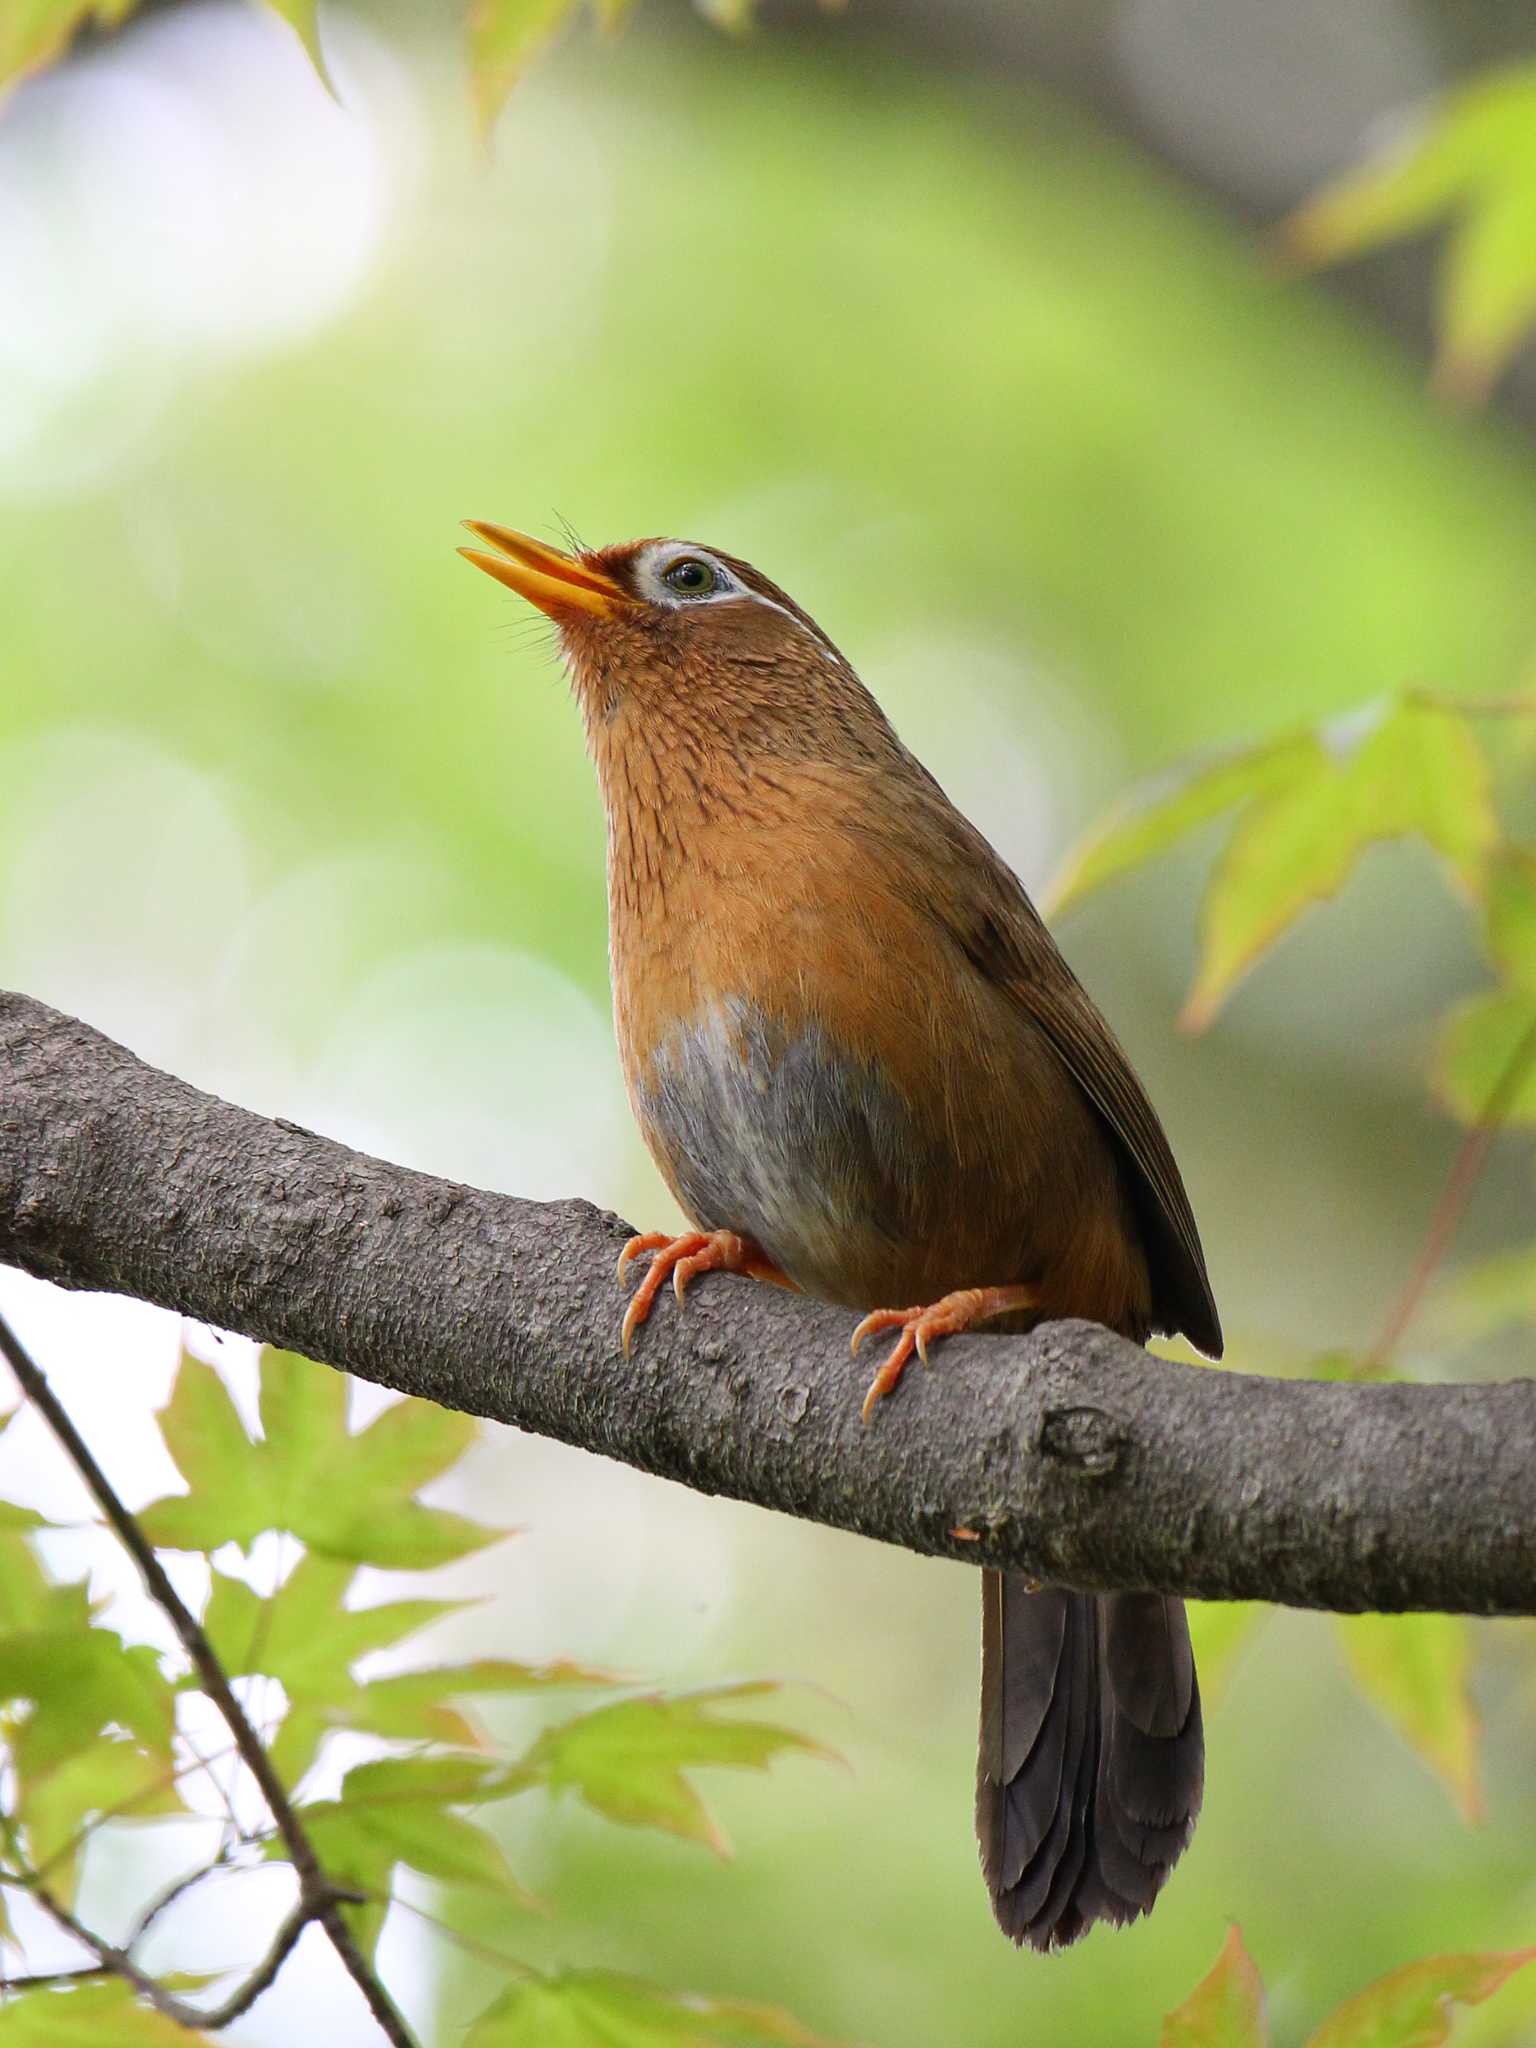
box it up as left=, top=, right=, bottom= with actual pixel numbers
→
left=916, top=1327, right=931, bottom=1367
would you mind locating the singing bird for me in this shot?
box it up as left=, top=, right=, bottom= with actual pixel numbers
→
left=460, top=522, right=1222, bottom=1950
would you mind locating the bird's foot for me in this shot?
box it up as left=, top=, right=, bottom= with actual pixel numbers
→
left=617, top=1228, right=790, bottom=1354
left=851, top=1285, right=1039, bottom=1423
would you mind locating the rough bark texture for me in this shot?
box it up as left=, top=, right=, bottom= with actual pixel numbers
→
left=1, top=990, right=1532, bottom=1613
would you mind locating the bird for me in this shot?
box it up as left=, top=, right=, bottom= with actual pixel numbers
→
left=459, top=521, right=1222, bottom=1951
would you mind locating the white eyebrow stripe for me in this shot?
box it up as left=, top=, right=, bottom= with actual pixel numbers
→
left=635, top=542, right=848, bottom=669
left=742, top=592, right=848, bottom=667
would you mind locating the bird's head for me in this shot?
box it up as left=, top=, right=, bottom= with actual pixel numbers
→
left=458, top=523, right=885, bottom=767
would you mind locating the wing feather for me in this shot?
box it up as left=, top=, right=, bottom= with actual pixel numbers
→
left=876, top=775, right=1223, bottom=1357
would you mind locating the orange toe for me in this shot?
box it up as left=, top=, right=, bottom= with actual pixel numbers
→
left=617, top=1229, right=790, bottom=1353
left=618, top=1230, right=676, bottom=1283
left=853, top=1284, right=1038, bottom=1422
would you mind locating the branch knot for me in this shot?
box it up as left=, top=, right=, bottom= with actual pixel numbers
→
left=1038, top=1404, right=1126, bottom=1477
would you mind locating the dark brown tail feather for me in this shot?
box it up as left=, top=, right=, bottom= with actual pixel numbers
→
left=976, top=1571, right=1202, bottom=1950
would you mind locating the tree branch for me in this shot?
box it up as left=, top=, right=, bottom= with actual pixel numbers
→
left=1, top=991, right=1532, bottom=1615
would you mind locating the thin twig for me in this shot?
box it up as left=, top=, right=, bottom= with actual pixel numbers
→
left=0, top=1312, right=418, bottom=2047
left=32, top=1889, right=200, bottom=2022
left=1, top=1963, right=111, bottom=1992
left=1364, top=1012, right=1536, bottom=1373
left=124, top=1851, right=233, bottom=1950
left=32, top=1883, right=314, bottom=2030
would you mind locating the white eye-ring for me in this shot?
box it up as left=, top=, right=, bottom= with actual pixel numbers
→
left=634, top=544, right=742, bottom=607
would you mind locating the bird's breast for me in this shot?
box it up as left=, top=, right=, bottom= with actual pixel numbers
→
left=633, top=998, right=941, bottom=1307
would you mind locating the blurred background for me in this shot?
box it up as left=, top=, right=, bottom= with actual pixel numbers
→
left=3, top=0, right=1536, bottom=2039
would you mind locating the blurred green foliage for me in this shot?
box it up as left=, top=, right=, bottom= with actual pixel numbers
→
left=1163, top=1929, right=1536, bottom=2048
left=1285, top=62, right=1536, bottom=404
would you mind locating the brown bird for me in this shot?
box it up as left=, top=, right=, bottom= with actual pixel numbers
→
left=460, top=522, right=1222, bottom=1950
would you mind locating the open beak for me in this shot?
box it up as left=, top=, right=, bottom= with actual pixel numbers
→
left=458, top=521, right=629, bottom=620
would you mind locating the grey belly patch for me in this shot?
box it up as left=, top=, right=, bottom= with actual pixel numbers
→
left=638, top=1000, right=924, bottom=1302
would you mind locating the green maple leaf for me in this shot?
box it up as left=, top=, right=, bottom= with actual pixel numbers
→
left=1048, top=695, right=1494, bottom=1031
left=140, top=1348, right=506, bottom=1567
left=1282, top=63, right=1536, bottom=403
left=200, top=1551, right=466, bottom=1782
left=1304, top=1947, right=1536, bottom=2047
left=0, top=1627, right=174, bottom=1773
left=517, top=1683, right=832, bottom=1852
left=465, top=1968, right=843, bottom=2047
left=1161, top=1926, right=1268, bottom=2047
left=0, top=0, right=138, bottom=101
left=16, top=1736, right=183, bottom=1905
left=1336, top=1612, right=1482, bottom=1822
left=271, top=1753, right=538, bottom=1954
left=0, top=1979, right=218, bottom=2043
left=465, top=0, right=582, bottom=138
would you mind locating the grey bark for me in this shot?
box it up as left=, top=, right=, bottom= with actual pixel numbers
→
left=0, top=990, right=1531, bottom=1614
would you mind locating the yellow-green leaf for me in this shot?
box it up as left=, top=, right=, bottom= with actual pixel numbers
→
left=521, top=1683, right=831, bottom=1852
left=256, top=0, right=335, bottom=96
left=0, top=1532, right=59, bottom=1630
left=347, top=1656, right=624, bottom=1749
left=1305, top=1947, right=1536, bottom=2048
left=1046, top=734, right=1318, bottom=918
left=144, top=1349, right=506, bottom=1565
left=300, top=1389, right=500, bottom=1566
left=1184, top=700, right=1493, bottom=1030
left=1161, top=1926, right=1268, bottom=2048
left=204, top=1553, right=457, bottom=1683
left=140, top=1352, right=269, bottom=1552
left=1436, top=184, right=1536, bottom=404
left=0, top=1979, right=217, bottom=2043
left=466, top=1969, right=842, bottom=2047
left=258, top=1345, right=348, bottom=1492
left=287, top=1754, right=539, bottom=1927
left=202, top=1551, right=465, bottom=1783
left=262, top=1352, right=503, bottom=1567
left=1336, top=1613, right=1482, bottom=1821
left=0, top=0, right=139, bottom=100
left=0, top=1631, right=175, bottom=1772
left=1282, top=63, right=1536, bottom=400
left=1436, top=990, right=1536, bottom=1129
left=465, top=0, right=578, bottom=138
left=1282, top=107, right=1486, bottom=268
left=18, top=1738, right=182, bottom=1904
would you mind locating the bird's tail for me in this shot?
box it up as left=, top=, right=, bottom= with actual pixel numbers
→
left=976, top=1571, right=1202, bottom=1950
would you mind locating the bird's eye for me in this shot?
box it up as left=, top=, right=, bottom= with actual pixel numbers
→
left=662, top=557, right=718, bottom=597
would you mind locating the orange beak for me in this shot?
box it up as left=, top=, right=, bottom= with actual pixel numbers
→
left=458, top=521, right=629, bottom=620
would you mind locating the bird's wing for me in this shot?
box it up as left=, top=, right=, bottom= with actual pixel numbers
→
left=992, top=909, right=1222, bottom=1357
left=884, top=773, right=1223, bottom=1357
